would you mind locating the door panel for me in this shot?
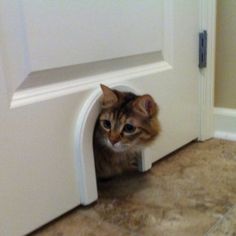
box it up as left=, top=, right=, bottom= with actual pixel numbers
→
left=0, top=66, right=85, bottom=236
left=138, top=1, right=200, bottom=166
left=0, top=1, right=200, bottom=235
left=22, top=0, right=164, bottom=70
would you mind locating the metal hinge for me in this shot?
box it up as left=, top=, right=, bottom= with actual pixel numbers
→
left=199, top=30, right=207, bottom=68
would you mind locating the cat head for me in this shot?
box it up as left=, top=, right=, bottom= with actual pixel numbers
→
left=97, top=84, right=160, bottom=152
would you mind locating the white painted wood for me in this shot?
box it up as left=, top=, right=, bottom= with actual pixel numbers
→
left=0, top=1, right=211, bottom=235
left=198, top=0, right=217, bottom=140
left=11, top=61, right=171, bottom=109
left=21, top=0, right=164, bottom=71
left=75, top=89, right=100, bottom=205
left=0, top=58, right=83, bottom=236
left=214, top=132, right=236, bottom=141
left=0, top=0, right=31, bottom=95
left=0, top=0, right=164, bottom=95
left=134, top=0, right=200, bottom=164
left=214, top=107, right=236, bottom=141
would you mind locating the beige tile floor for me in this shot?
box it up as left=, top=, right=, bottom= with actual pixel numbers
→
left=31, top=139, right=236, bottom=236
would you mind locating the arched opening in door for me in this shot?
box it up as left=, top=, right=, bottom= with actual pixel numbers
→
left=75, top=85, right=150, bottom=205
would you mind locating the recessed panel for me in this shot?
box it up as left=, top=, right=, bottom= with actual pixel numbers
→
left=19, top=52, right=163, bottom=90
left=21, top=0, right=164, bottom=71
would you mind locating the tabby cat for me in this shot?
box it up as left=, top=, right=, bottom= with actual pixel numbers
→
left=93, top=84, right=160, bottom=179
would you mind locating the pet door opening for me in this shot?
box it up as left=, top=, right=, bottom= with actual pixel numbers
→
left=75, top=85, right=149, bottom=205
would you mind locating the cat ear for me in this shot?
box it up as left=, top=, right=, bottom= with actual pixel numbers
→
left=134, top=95, right=158, bottom=117
left=100, top=84, right=118, bottom=108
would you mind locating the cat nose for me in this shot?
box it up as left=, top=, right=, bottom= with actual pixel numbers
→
left=109, top=137, right=120, bottom=145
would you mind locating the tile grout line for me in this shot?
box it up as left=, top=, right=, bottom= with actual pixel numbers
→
left=204, top=204, right=236, bottom=236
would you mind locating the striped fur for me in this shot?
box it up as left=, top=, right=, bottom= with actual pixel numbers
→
left=93, top=85, right=160, bottom=179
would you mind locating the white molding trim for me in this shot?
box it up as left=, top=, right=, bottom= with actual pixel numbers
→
left=75, top=85, right=151, bottom=204
left=214, top=107, right=236, bottom=141
left=10, top=61, right=171, bottom=108
left=215, top=108, right=236, bottom=117
left=214, top=132, right=236, bottom=141
left=198, top=0, right=217, bottom=141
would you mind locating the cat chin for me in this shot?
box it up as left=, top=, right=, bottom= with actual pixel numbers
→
left=105, top=140, right=128, bottom=153
left=111, top=147, right=127, bottom=153
left=105, top=140, right=143, bottom=153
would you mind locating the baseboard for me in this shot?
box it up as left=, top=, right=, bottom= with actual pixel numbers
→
left=214, top=107, right=236, bottom=141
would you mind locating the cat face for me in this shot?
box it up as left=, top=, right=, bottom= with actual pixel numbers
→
left=97, top=84, right=160, bottom=152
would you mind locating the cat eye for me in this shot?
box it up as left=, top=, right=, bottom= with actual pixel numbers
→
left=102, top=120, right=111, bottom=129
left=123, top=124, right=136, bottom=134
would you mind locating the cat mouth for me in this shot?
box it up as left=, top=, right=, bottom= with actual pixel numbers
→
left=106, top=140, right=128, bottom=152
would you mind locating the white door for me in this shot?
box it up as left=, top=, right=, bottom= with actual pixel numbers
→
left=0, top=1, right=200, bottom=235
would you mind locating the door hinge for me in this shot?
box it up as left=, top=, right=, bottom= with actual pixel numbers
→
left=199, top=30, right=207, bottom=68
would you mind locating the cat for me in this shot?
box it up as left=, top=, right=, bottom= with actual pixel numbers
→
left=93, top=84, right=160, bottom=179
